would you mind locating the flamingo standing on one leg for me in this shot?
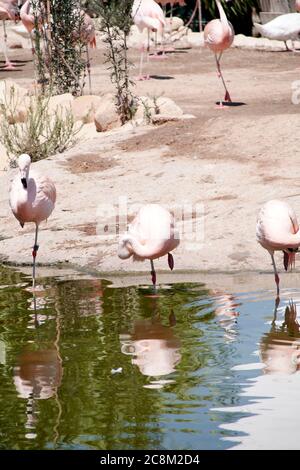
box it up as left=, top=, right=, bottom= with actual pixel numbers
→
left=131, top=0, right=166, bottom=80
left=9, top=154, right=56, bottom=289
left=118, top=204, right=180, bottom=289
left=256, top=200, right=300, bottom=298
left=204, top=0, right=234, bottom=107
left=0, top=0, right=19, bottom=70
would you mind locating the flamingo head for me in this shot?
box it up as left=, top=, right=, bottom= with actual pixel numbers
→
left=118, top=235, right=133, bottom=260
left=18, top=153, right=31, bottom=189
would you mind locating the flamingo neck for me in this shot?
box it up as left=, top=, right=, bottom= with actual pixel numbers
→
left=216, top=0, right=229, bottom=27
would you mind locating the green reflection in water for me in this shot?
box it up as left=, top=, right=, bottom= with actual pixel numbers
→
left=0, top=266, right=243, bottom=450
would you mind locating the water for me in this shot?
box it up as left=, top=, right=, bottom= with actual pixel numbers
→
left=0, top=266, right=300, bottom=450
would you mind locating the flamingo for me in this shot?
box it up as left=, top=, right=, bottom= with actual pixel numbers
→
left=254, top=13, right=300, bottom=51
left=131, top=0, right=166, bottom=80
left=9, top=154, right=56, bottom=289
left=79, top=11, right=96, bottom=94
left=0, top=0, right=19, bottom=70
left=156, top=0, right=185, bottom=51
left=204, top=0, right=234, bottom=107
left=256, top=200, right=300, bottom=298
left=118, top=204, right=180, bottom=288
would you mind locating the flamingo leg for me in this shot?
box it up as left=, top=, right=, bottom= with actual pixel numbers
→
left=86, top=45, right=92, bottom=94
left=150, top=259, right=157, bottom=290
left=215, top=52, right=232, bottom=105
left=270, top=252, right=280, bottom=299
left=32, top=224, right=39, bottom=289
left=2, top=20, right=17, bottom=70
left=135, top=46, right=149, bottom=81
left=272, top=295, right=280, bottom=326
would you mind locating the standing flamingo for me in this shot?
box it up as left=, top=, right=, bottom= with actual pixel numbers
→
left=9, top=154, right=56, bottom=289
left=204, top=0, right=234, bottom=106
left=0, top=0, right=19, bottom=70
left=254, top=13, right=300, bottom=51
left=131, top=0, right=166, bottom=80
left=118, top=204, right=180, bottom=288
left=79, top=10, right=96, bottom=94
left=156, top=0, right=185, bottom=51
left=20, top=0, right=34, bottom=34
left=256, top=200, right=300, bottom=298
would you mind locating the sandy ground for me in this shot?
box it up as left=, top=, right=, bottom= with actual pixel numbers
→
left=1, top=38, right=300, bottom=288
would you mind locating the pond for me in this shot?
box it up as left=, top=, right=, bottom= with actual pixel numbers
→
left=0, top=266, right=300, bottom=450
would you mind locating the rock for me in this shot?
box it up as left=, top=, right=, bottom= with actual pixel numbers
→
left=134, top=96, right=156, bottom=121
left=48, top=93, right=74, bottom=117
left=155, top=97, right=183, bottom=117
left=0, top=81, right=29, bottom=124
left=0, top=80, right=28, bottom=103
left=165, top=16, right=184, bottom=32
left=94, top=93, right=120, bottom=132
left=134, top=95, right=184, bottom=124
left=72, top=95, right=103, bottom=123
left=151, top=114, right=180, bottom=125
left=187, top=31, right=204, bottom=47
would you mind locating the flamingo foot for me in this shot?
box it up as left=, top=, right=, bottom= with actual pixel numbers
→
left=3, top=61, right=17, bottom=70
left=215, top=100, right=228, bottom=109
left=135, top=74, right=150, bottom=81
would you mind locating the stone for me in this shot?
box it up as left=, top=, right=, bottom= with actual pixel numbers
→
left=94, top=93, right=120, bottom=132
left=155, top=97, right=183, bottom=117
left=151, top=114, right=180, bottom=125
left=165, top=16, right=184, bottom=32
left=72, top=95, right=103, bottom=123
left=187, top=31, right=204, bottom=47
left=48, top=93, right=74, bottom=117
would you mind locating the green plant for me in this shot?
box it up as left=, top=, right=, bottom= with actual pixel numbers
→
left=32, top=0, right=87, bottom=96
left=0, top=87, right=81, bottom=164
left=92, top=0, right=137, bottom=124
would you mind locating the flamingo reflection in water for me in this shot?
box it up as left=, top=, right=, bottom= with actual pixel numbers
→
left=120, top=309, right=181, bottom=388
left=260, top=299, right=300, bottom=375
left=13, top=294, right=63, bottom=441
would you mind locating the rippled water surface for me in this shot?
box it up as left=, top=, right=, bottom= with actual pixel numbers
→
left=1, top=266, right=300, bottom=450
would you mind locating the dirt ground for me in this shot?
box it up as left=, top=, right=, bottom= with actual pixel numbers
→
left=1, top=43, right=300, bottom=288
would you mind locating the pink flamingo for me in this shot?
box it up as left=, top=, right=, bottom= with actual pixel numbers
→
left=0, top=0, right=19, bottom=70
left=19, top=0, right=34, bottom=34
left=80, top=11, right=96, bottom=94
left=132, top=0, right=166, bottom=80
left=256, top=200, right=300, bottom=298
left=118, top=204, right=180, bottom=288
left=204, top=0, right=234, bottom=106
left=156, top=0, right=185, bottom=51
left=9, top=154, right=56, bottom=289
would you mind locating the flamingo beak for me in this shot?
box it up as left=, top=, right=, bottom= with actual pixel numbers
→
left=21, top=178, right=27, bottom=189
